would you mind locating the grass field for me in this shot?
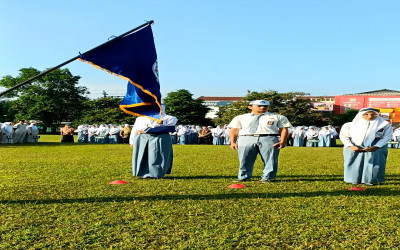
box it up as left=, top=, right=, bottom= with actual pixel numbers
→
left=1, top=135, right=400, bottom=249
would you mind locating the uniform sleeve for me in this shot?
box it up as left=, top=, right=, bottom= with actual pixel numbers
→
left=374, top=124, right=393, bottom=148
left=277, top=115, right=292, bottom=128
left=227, top=116, right=241, bottom=129
left=339, top=123, right=354, bottom=147
left=163, top=115, right=178, bottom=126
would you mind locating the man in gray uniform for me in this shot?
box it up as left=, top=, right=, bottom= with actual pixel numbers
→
left=228, top=100, right=292, bottom=182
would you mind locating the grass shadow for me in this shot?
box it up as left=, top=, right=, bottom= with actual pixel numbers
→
left=1, top=188, right=397, bottom=205
left=164, top=175, right=238, bottom=180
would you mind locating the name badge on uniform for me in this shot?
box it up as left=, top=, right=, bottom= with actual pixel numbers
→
left=267, top=121, right=275, bottom=125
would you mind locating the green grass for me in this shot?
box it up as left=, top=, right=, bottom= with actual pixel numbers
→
left=1, top=135, right=400, bottom=248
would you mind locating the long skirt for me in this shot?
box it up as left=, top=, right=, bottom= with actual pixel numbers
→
left=213, top=136, right=224, bottom=145
left=27, top=132, right=40, bottom=143
left=132, top=133, right=173, bottom=178
left=179, top=134, right=186, bottom=145
left=88, top=135, right=96, bottom=143
left=224, top=136, right=230, bottom=145
left=108, top=134, right=119, bottom=144
left=343, top=143, right=388, bottom=185
left=1, top=132, right=13, bottom=144
left=306, top=137, right=318, bottom=147
left=77, top=132, right=86, bottom=143
left=293, top=135, right=304, bottom=147
left=61, top=135, right=74, bottom=143
left=318, top=135, right=331, bottom=147
left=330, top=136, right=337, bottom=147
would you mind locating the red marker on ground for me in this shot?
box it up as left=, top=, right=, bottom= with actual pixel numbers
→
left=227, top=184, right=246, bottom=189
left=348, top=186, right=367, bottom=191
left=109, top=180, right=128, bottom=185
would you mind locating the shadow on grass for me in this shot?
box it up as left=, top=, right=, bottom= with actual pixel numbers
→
left=164, top=176, right=238, bottom=180
left=1, top=188, right=397, bottom=205
left=165, top=175, right=345, bottom=182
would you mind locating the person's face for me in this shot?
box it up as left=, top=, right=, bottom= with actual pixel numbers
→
left=362, top=112, right=378, bottom=121
left=249, top=105, right=268, bottom=115
left=202, top=126, right=207, bottom=130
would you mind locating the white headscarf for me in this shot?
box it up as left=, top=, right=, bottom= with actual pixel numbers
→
left=319, top=126, right=331, bottom=135
left=3, top=122, right=13, bottom=133
left=349, top=108, right=389, bottom=147
left=28, top=123, right=39, bottom=131
left=109, top=125, right=120, bottom=134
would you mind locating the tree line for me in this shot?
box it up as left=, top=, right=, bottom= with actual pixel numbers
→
left=0, top=67, right=356, bottom=132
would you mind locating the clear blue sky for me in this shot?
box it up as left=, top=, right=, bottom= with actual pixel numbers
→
left=1, top=1, right=399, bottom=99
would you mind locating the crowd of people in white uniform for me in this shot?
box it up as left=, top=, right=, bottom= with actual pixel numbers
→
left=2, top=120, right=400, bottom=148
left=390, top=126, right=400, bottom=148
left=0, top=120, right=40, bottom=144
left=72, top=124, right=132, bottom=143
left=287, top=125, right=339, bottom=147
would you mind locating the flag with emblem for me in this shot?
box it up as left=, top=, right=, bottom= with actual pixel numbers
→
left=78, top=25, right=162, bottom=122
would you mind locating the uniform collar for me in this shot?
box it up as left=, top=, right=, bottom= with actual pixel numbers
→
left=250, top=112, right=268, bottom=116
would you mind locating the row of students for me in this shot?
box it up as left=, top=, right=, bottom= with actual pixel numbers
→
left=0, top=120, right=40, bottom=144
left=289, top=125, right=338, bottom=147
left=60, top=124, right=132, bottom=143
left=172, top=125, right=230, bottom=145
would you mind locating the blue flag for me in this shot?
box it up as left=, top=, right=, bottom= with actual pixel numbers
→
left=79, top=25, right=162, bottom=122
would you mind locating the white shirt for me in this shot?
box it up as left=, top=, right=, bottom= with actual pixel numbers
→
left=130, top=115, right=178, bottom=145
left=228, top=112, right=292, bottom=136
left=340, top=122, right=393, bottom=148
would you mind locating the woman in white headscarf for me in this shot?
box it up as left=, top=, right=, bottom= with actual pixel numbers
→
left=26, top=123, right=40, bottom=143
left=1, top=122, right=14, bottom=144
left=305, top=126, right=319, bottom=147
left=129, top=104, right=178, bottom=179
left=318, top=126, right=332, bottom=147
left=392, top=127, right=400, bottom=149
left=212, top=125, right=225, bottom=145
left=176, top=125, right=188, bottom=145
left=292, top=126, right=306, bottom=147
left=328, top=125, right=338, bottom=147
left=88, top=125, right=98, bottom=143
left=339, top=108, right=393, bottom=185
left=96, top=124, right=109, bottom=143
left=108, top=125, right=121, bottom=144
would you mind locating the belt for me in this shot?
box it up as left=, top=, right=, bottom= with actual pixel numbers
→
left=241, top=134, right=280, bottom=137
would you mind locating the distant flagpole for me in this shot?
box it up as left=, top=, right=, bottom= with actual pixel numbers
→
left=0, top=20, right=154, bottom=98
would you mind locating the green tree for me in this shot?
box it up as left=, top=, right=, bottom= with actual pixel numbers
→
left=214, top=90, right=325, bottom=126
left=163, top=89, right=211, bottom=125
left=0, top=99, right=17, bottom=122
left=0, top=67, right=89, bottom=131
left=78, top=96, right=137, bottom=125
left=331, top=109, right=358, bottom=127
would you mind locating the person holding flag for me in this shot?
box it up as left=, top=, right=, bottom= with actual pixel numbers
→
left=78, top=23, right=176, bottom=179
left=129, top=104, right=177, bottom=179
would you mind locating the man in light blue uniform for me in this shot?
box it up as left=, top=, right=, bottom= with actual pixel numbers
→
left=228, top=100, right=292, bottom=182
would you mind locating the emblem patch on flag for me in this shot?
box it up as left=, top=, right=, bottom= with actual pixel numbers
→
left=153, top=60, right=159, bottom=82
